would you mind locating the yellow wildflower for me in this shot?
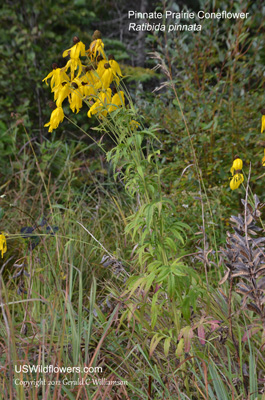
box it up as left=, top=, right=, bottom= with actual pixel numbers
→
left=0, top=233, right=7, bottom=258
left=83, top=67, right=98, bottom=85
left=230, top=173, right=244, bottom=190
left=79, top=71, right=98, bottom=98
left=108, top=55, right=122, bottom=77
left=64, top=58, right=83, bottom=81
left=262, top=149, right=265, bottom=166
left=79, top=82, right=97, bottom=98
left=52, top=82, right=70, bottom=107
left=96, top=56, right=107, bottom=78
left=89, top=39, right=105, bottom=60
left=42, top=63, right=69, bottom=88
left=261, top=115, right=265, bottom=133
left=230, top=157, right=243, bottom=175
left=62, top=36, right=86, bottom=60
left=95, top=63, right=116, bottom=90
left=69, top=82, right=82, bottom=113
left=230, top=156, right=244, bottom=190
left=63, top=37, right=86, bottom=80
left=108, top=90, right=125, bottom=113
left=44, top=106, right=64, bottom=132
left=87, top=88, right=112, bottom=118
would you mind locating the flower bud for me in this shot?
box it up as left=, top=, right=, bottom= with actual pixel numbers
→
left=92, top=30, right=102, bottom=40
left=73, top=36, right=80, bottom=44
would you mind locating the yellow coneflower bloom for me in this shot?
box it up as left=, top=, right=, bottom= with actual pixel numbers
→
left=62, top=38, right=86, bottom=60
left=87, top=89, right=112, bottom=118
left=108, top=90, right=125, bottom=112
left=83, top=68, right=98, bottom=85
left=69, top=91, right=82, bottom=113
left=64, top=58, right=83, bottom=81
left=52, top=82, right=70, bottom=107
left=96, top=57, right=107, bottom=78
left=69, top=83, right=82, bottom=113
left=0, top=233, right=7, bottom=258
left=262, top=149, right=265, bottom=166
left=42, top=64, right=69, bottom=88
left=79, top=82, right=97, bottom=98
left=262, top=115, right=265, bottom=133
left=230, top=173, right=244, bottom=190
left=95, top=63, right=115, bottom=90
left=62, top=37, right=86, bottom=80
left=230, top=157, right=243, bottom=175
left=230, top=156, right=244, bottom=190
left=79, top=72, right=97, bottom=98
left=44, top=107, right=64, bottom=132
left=108, top=55, right=122, bottom=77
left=88, top=39, right=105, bottom=60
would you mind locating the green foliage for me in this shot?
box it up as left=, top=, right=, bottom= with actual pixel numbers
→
left=122, top=65, right=158, bottom=83
left=143, top=0, right=265, bottom=210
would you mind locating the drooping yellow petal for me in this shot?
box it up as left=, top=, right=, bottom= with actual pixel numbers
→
left=70, top=41, right=86, bottom=59
left=44, top=107, right=64, bottom=132
left=43, top=68, right=69, bottom=89
left=87, top=88, right=112, bottom=118
left=261, top=115, right=265, bottom=133
left=52, top=83, right=71, bottom=107
left=69, top=89, right=82, bottom=113
left=80, top=82, right=97, bottom=98
left=95, top=65, right=114, bottom=90
left=63, top=41, right=86, bottom=59
left=83, top=69, right=98, bottom=85
left=64, top=58, right=83, bottom=81
left=89, top=39, right=105, bottom=60
left=230, top=157, right=243, bottom=175
left=109, top=59, right=122, bottom=77
left=42, top=70, right=54, bottom=85
left=97, top=59, right=107, bottom=78
left=87, top=99, right=101, bottom=118
left=62, top=48, right=71, bottom=58
left=230, top=173, right=244, bottom=190
left=0, top=233, right=7, bottom=258
left=108, top=91, right=125, bottom=112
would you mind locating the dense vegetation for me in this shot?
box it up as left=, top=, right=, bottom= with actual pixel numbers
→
left=1, top=0, right=265, bottom=399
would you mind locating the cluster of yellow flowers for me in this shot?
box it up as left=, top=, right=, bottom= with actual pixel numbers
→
left=0, top=233, right=7, bottom=258
left=230, top=156, right=244, bottom=191
left=43, top=31, right=125, bottom=132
